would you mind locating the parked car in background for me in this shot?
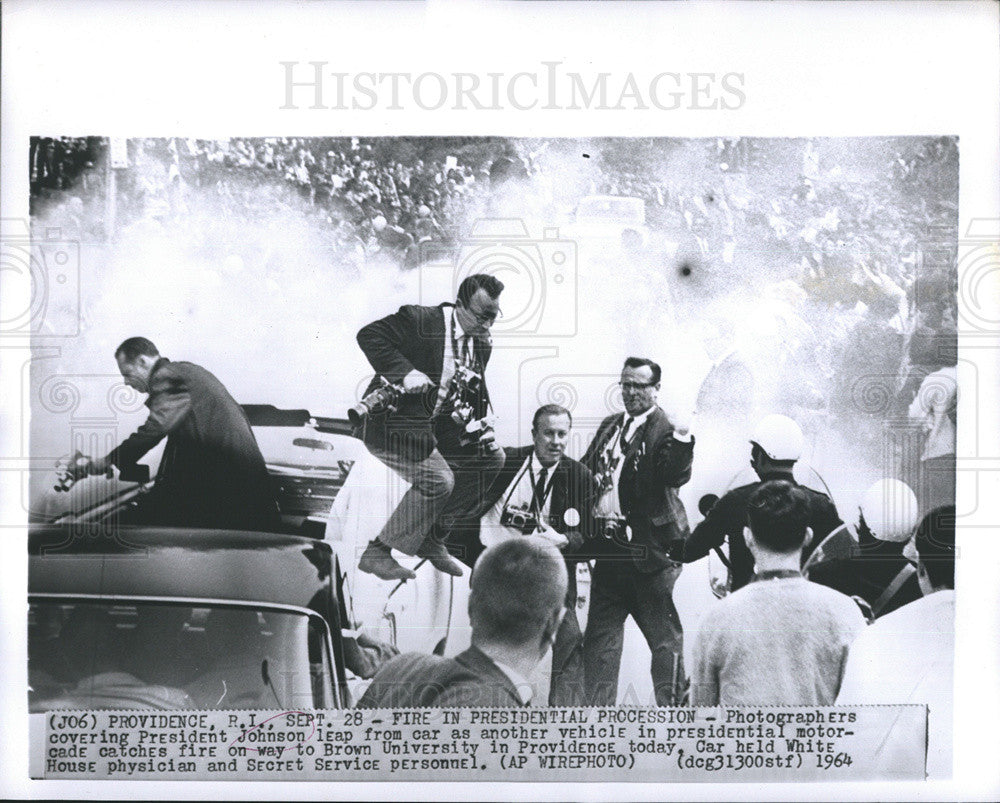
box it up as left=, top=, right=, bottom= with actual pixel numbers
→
left=567, top=194, right=650, bottom=250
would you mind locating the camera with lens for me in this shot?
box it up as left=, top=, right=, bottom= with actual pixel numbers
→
left=596, top=516, right=629, bottom=543
left=457, top=414, right=498, bottom=450
left=450, top=364, right=483, bottom=398
left=348, top=379, right=403, bottom=427
left=444, top=365, right=498, bottom=451
left=500, top=503, right=541, bottom=536
left=53, top=451, right=92, bottom=492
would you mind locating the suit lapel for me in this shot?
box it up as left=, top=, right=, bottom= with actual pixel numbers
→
left=618, top=408, right=658, bottom=511
left=484, top=446, right=532, bottom=513
left=596, top=415, right=624, bottom=459
left=549, top=460, right=569, bottom=522
left=427, top=305, right=448, bottom=382
left=623, top=410, right=654, bottom=463
left=473, top=333, right=491, bottom=370
left=509, top=446, right=533, bottom=490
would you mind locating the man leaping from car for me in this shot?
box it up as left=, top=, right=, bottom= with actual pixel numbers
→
left=353, top=273, right=506, bottom=581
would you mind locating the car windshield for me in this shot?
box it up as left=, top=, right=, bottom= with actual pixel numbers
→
left=28, top=600, right=335, bottom=711
left=576, top=197, right=644, bottom=222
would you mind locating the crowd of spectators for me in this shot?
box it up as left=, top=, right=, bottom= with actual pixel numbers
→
left=29, top=137, right=108, bottom=240
left=125, top=136, right=506, bottom=272
left=29, top=135, right=958, bottom=475
left=575, top=136, right=957, bottom=477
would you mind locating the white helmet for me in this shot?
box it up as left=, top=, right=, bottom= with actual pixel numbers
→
left=750, top=414, right=804, bottom=462
left=859, top=479, right=919, bottom=543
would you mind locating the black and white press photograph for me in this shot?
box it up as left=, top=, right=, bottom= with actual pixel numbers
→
left=2, top=1, right=998, bottom=800
left=22, top=133, right=958, bottom=772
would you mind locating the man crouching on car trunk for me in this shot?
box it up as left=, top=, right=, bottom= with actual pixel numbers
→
left=79, top=337, right=280, bottom=532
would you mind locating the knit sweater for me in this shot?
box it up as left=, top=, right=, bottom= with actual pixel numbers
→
left=692, top=573, right=866, bottom=706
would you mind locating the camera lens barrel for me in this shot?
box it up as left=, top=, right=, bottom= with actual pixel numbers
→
left=347, top=403, right=369, bottom=427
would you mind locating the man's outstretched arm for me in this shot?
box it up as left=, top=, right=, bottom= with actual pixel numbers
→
left=101, top=372, right=191, bottom=470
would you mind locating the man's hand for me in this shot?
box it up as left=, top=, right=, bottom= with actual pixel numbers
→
left=86, top=456, right=111, bottom=476
left=402, top=368, right=435, bottom=394
left=670, top=409, right=694, bottom=440
left=55, top=454, right=113, bottom=492
left=535, top=523, right=569, bottom=550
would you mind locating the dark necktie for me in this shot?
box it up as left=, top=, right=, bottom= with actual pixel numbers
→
left=618, top=418, right=636, bottom=514
left=533, top=466, right=549, bottom=515
left=619, top=416, right=635, bottom=450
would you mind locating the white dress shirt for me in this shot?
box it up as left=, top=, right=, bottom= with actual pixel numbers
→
left=434, top=306, right=474, bottom=415
left=480, top=451, right=559, bottom=547
left=594, top=407, right=654, bottom=518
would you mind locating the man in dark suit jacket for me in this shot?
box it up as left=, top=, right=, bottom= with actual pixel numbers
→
left=353, top=274, right=506, bottom=581
left=453, top=404, right=598, bottom=705
left=581, top=357, right=695, bottom=707
left=676, top=414, right=841, bottom=593
left=358, top=537, right=568, bottom=708
left=84, top=337, right=279, bottom=531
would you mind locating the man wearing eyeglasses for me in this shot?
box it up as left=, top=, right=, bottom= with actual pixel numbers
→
left=354, top=273, right=506, bottom=582
left=580, top=357, right=695, bottom=707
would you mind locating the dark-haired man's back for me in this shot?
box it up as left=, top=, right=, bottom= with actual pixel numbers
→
left=691, top=478, right=864, bottom=707
left=691, top=574, right=865, bottom=706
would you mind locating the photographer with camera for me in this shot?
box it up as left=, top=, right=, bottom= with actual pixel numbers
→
left=580, top=357, right=695, bottom=707
left=352, top=274, right=506, bottom=581
left=451, top=404, right=599, bottom=706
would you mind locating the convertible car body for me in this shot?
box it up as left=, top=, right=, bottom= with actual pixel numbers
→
left=30, top=405, right=473, bottom=711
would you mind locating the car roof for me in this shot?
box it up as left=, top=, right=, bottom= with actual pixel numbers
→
left=29, top=526, right=334, bottom=611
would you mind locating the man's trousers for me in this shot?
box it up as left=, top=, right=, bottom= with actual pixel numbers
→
left=368, top=444, right=504, bottom=556
left=582, top=558, right=684, bottom=707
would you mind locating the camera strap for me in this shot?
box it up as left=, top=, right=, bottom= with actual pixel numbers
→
left=500, top=458, right=532, bottom=512
left=596, top=424, right=625, bottom=493
left=500, top=457, right=553, bottom=520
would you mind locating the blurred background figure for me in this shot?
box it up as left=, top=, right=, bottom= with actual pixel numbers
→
left=696, top=315, right=755, bottom=420
left=908, top=345, right=957, bottom=516
left=837, top=505, right=956, bottom=779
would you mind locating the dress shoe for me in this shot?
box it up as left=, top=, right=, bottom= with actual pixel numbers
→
left=416, top=539, right=464, bottom=577
left=358, top=539, right=416, bottom=581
